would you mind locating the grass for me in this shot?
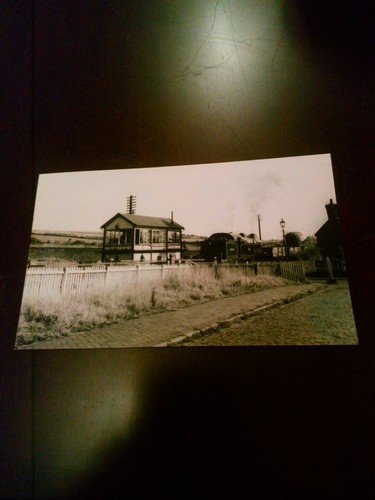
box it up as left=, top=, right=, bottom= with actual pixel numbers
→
left=16, top=266, right=292, bottom=346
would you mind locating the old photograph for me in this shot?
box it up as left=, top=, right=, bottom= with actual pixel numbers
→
left=15, top=154, right=358, bottom=349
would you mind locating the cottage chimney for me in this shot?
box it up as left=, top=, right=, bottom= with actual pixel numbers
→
left=171, top=211, right=173, bottom=223
left=325, top=199, right=338, bottom=221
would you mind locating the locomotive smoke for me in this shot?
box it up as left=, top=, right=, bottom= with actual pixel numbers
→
left=241, top=172, right=284, bottom=239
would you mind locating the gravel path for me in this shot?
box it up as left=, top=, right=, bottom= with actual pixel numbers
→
left=179, top=281, right=358, bottom=346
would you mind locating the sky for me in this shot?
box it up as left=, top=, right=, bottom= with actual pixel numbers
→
left=31, top=154, right=337, bottom=240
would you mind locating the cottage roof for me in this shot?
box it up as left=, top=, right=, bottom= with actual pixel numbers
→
left=315, top=219, right=341, bottom=241
left=101, top=213, right=184, bottom=230
left=315, top=220, right=330, bottom=239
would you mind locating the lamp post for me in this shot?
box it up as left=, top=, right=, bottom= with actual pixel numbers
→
left=280, top=218, right=287, bottom=259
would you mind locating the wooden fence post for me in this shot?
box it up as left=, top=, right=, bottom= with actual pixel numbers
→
left=325, top=256, right=337, bottom=283
left=214, top=258, right=218, bottom=279
left=60, top=267, right=68, bottom=295
left=300, top=261, right=305, bottom=282
left=105, top=265, right=109, bottom=287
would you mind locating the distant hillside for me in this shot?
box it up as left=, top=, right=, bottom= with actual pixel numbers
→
left=30, top=230, right=102, bottom=247
left=31, top=231, right=206, bottom=246
left=28, top=247, right=102, bottom=265
left=28, top=231, right=207, bottom=263
left=182, top=234, right=207, bottom=242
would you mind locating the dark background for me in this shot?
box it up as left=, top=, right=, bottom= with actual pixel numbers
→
left=1, top=1, right=374, bottom=497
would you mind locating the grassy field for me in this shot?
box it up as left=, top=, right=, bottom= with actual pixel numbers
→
left=31, top=230, right=103, bottom=245
left=29, top=230, right=103, bottom=265
left=28, top=246, right=102, bottom=265
left=16, top=267, right=291, bottom=346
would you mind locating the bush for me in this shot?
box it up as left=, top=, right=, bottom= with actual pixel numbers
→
left=163, top=274, right=181, bottom=290
left=29, top=237, right=43, bottom=244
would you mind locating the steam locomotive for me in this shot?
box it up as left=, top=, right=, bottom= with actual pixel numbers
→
left=200, top=232, right=285, bottom=263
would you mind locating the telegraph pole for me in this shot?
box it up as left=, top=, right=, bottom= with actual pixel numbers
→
left=126, top=195, right=137, bottom=214
left=257, top=214, right=262, bottom=240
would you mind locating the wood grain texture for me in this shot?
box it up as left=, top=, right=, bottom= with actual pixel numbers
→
left=1, top=1, right=374, bottom=498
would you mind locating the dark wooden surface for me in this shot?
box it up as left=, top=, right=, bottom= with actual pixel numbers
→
left=1, top=2, right=374, bottom=497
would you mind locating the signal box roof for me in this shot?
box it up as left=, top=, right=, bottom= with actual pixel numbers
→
left=101, top=213, right=184, bottom=230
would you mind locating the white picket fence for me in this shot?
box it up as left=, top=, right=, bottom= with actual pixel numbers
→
left=22, top=264, right=191, bottom=299
left=23, top=260, right=306, bottom=299
left=257, top=261, right=305, bottom=282
left=278, top=261, right=305, bottom=282
left=215, top=261, right=305, bottom=283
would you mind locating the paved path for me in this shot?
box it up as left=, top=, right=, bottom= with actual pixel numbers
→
left=182, top=281, right=357, bottom=346
left=17, top=284, right=325, bottom=349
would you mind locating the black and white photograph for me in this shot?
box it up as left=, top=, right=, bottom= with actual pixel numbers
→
left=15, top=154, right=358, bottom=349
left=3, top=2, right=375, bottom=499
